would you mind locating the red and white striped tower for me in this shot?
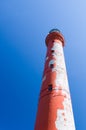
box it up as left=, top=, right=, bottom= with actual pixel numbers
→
left=35, top=29, right=75, bottom=130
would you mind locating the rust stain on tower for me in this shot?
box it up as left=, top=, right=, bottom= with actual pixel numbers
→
left=35, top=29, right=76, bottom=130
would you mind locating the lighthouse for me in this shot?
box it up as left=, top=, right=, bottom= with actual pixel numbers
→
left=35, top=29, right=75, bottom=130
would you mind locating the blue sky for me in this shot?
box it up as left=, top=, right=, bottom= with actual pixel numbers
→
left=0, top=0, right=86, bottom=129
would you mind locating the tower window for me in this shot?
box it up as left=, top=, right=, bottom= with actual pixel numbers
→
left=49, top=59, right=55, bottom=68
left=48, top=84, right=52, bottom=91
left=51, top=50, right=54, bottom=53
left=50, top=64, right=54, bottom=68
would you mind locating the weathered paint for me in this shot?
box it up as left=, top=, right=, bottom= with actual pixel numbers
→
left=35, top=30, right=75, bottom=130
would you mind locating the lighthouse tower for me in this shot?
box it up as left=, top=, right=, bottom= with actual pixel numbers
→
left=35, top=29, right=75, bottom=130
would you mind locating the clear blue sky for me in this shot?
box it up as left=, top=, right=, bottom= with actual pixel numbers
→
left=0, top=0, right=86, bottom=130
